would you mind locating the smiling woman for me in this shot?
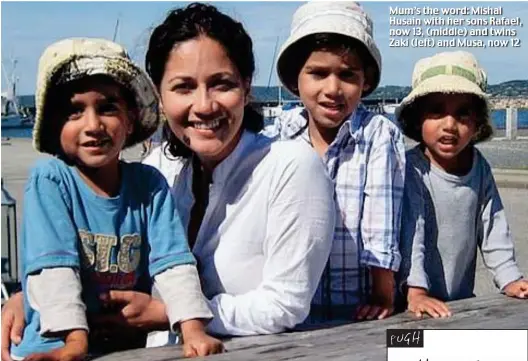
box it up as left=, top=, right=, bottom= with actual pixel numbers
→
left=139, top=2, right=337, bottom=340
left=158, top=35, right=248, bottom=170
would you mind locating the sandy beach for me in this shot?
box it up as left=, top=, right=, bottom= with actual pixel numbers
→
left=1, top=137, right=528, bottom=296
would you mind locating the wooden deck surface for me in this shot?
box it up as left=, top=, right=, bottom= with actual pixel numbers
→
left=94, top=294, right=527, bottom=361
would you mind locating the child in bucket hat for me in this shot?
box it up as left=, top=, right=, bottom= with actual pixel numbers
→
left=267, top=2, right=406, bottom=323
left=11, top=38, right=223, bottom=360
left=398, top=51, right=528, bottom=319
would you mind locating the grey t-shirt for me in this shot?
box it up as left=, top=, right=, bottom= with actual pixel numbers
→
left=399, top=146, right=522, bottom=301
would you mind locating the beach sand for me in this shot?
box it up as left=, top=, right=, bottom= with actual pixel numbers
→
left=1, top=137, right=527, bottom=296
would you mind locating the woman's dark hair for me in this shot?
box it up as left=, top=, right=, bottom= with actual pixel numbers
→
left=278, top=33, right=378, bottom=97
left=399, top=93, right=493, bottom=144
left=145, top=2, right=263, bottom=158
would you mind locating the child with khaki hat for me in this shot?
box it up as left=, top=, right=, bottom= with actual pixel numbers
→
left=397, top=51, right=528, bottom=319
left=267, top=1, right=406, bottom=323
left=9, top=38, right=223, bottom=360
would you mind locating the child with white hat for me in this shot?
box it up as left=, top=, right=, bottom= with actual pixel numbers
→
left=397, top=51, right=527, bottom=318
left=268, top=1, right=406, bottom=323
left=10, top=38, right=223, bottom=360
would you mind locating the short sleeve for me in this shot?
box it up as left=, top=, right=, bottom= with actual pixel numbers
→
left=22, top=164, right=80, bottom=275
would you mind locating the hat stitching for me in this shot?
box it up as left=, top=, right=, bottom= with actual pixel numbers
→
left=291, top=10, right=370, bottom=35
left=417, top=65, right=483, bottom=90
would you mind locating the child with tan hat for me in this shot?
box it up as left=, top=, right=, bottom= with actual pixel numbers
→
left=397, top=51, right=528, bottom=319
left=10, top=38, right=223, bottom=360
left=268, top=1, right=406, bottom=323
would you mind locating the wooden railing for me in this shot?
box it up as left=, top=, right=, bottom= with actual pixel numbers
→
left=94, top=294, right=527, bottom=361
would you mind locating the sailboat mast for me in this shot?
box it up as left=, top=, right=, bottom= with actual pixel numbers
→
left=112, top=18, right=120, bottom=42
left=10, top=59, right=19, bottom=115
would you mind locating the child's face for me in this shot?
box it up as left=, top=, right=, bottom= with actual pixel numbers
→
left=57, top=77, right=134, bottom=170
left=297, top=48, right=369, bottom=130
left=420, top=93, right=478, bottom=169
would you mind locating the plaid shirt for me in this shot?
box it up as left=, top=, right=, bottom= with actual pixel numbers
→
left=265, top=104, right=406, bottom=322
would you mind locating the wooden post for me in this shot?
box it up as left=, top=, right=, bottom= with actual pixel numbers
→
left=505, top=107, right=518, bottom=140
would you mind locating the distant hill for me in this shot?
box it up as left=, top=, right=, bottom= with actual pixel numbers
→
left=252, top=80, right=528, bottom=102
left=487, top=80, right=528, bottom=97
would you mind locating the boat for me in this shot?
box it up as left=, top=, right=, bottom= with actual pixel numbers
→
left=1, top=97, right=34, bottom=129
left=1, top=60, right=34, bottom=130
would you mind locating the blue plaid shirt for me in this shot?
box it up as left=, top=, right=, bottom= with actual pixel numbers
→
left=265, top=104, right=406, bottom=322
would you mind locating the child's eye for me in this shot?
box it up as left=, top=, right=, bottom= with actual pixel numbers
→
left=308, top=70, right=328, bottom=79
left=457, top=107, right=472, bottom=118
left=426, top=104, right=445, bottom=117
left=98, top=102, right=120, bottom=114
left=66, top=105, right=84, bottom=120
left=339, top=70, right=357, bottom=80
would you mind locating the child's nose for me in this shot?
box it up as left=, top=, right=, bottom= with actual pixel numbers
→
left=323, top=76, right=342, bottom=97
left=442, top=115, right=458, bottom=130
left=85, top=110, right=104, bottom=131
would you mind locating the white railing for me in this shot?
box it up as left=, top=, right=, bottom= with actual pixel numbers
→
left=496, top=107, right=528, bottom=141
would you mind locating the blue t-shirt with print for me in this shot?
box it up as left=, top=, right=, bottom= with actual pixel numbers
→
left=11, top=157, right=195, bottom=359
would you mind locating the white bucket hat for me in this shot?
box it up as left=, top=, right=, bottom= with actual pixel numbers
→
left=396, top=51, right=492, bottom=143
left=276, top=1, right=381, bottom=97
left=34, top=37, right=160, bottom=155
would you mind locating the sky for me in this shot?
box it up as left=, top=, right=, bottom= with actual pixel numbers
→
left=1, top=1, right=527, bottom=95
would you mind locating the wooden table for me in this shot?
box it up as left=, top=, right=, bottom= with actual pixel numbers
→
left=94, top=294, right=527, bottom=361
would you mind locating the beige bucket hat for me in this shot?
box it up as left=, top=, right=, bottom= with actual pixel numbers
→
left=276, top=1, right=381, bottom=97
left=396, top=51, right=492, bottom=142
left=34, top=37, right=160, bottom=154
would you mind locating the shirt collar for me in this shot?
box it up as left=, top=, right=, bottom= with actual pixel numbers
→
left=210, top=129, right=257, bottom=185
left=283, top=103, right=370, bottom=144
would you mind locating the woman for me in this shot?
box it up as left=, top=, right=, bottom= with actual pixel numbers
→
left=2, top=3, right=336, bottom=357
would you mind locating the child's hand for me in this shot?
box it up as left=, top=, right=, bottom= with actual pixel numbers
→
left=503, top=279, right=528, bottom=299
left=1, top=291, right=25, bottom=361
left=180, top=320, right=225, bottom=358
left=357, top=267, right=395, bottom=321
left=24, top=329, right=88, bottom=361
left=407, top=287, right=451, bottom=319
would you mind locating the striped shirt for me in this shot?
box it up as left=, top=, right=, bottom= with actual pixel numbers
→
left=265, top=104, right=406, bottom=322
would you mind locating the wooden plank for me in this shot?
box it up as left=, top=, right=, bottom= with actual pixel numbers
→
left=93, top=294, right=527, bottom=361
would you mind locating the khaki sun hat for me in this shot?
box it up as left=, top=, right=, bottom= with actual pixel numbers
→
left=276, top=1, right=381, bottom=97
left=396, top=51, right=492, bottom=142
left=34, top=37, right=160, bottom=155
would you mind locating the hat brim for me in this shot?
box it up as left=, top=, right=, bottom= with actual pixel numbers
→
left=277, top=22, right=381, bottom=98
left=34, top=55, right=159, bottom=154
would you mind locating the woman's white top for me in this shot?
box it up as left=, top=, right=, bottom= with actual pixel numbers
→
left=143, top=130, right=336, bottom=337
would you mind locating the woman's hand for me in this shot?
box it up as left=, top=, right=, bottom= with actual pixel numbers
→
left=93, top=290, right=170, bottom=332
left=1, top=291, right=25, bottom=361
left=407, top=287, right=451, bottom=319
left=180, top=320, right=225, bottom=358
